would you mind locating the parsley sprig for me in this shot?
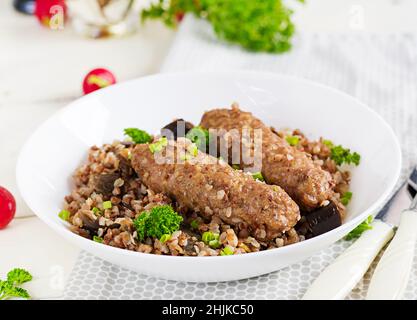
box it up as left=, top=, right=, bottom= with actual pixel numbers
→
left=142, top=0, right=304, bottom=53
left=0, top=268, right=32, bottom=300
left=124, top=128, right=152, bottom=144
left=323, top=140, right=361, bottom=166
left=134, top=205, right=183, bottom=241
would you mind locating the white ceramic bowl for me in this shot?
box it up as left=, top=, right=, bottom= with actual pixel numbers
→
left=17, top=71, right=401, bottom=282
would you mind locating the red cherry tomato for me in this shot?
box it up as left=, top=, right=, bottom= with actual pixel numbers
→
left=35, top=0, right=67, bottom=29
left=82, top=68, right=117, bottom=95
left=175, top=11, right=185, bottom=23
left=0, top=186, right=16, bottom=229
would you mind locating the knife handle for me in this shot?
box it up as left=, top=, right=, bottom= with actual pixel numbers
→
left=366, top=210, right=417, bottom=300
left=302, top=220, right=394, bottom=300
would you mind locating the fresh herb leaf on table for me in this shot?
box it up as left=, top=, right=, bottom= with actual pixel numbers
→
left=142, top=0, right=304, bottom=53
left=345, top=216, right=373, bottom=240
left=0, top=268, right=32, bottom=300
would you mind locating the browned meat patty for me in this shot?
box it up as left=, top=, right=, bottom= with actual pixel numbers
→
left=131, top=138, right=300, bottom=241
left=200, top=104, right=335, bottom=211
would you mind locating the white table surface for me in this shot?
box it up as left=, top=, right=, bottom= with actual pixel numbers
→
left=2, top=0, right=417, bottom=299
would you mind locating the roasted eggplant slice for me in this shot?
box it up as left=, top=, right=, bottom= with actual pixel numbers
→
left=161, top=119, right=194, bottom=140
left=304, top=202, right=342, bottom=237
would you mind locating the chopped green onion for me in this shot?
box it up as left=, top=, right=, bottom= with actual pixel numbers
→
left=149, top=137, right=168, bottom=154
left=341, top=191, right=353, bottom=206
left=345, top=216, right=373, bottom=240
left=190, top=220, right=199, bottom=229
left=220, top=246, right=234, bottom=256
left=202, top=231, right=219, bottom=244
left=159, top=234, right=171, bottom=243
left=252, top=172, right=264, bottom=182
left=272, top=186, right=280, bottom=192
left=58, top=210, right=70, bottom=221
left=92, top=207, right=101, bottom=215
left=209, top=239, right=221, bottom=249
left=93, top=236, right=103, bottom=243
left=124, top=128, right=152, bottom=144
left=232, top=164, right=240, bottom=170
left=188, top=143, right=199, bottom=157
left=286, top=135, right=300, bottom=146
left=103, top=201, right=112, bottom=210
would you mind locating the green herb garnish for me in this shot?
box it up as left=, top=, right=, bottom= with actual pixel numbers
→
left=286, top=135, right=300, bottom=146
left=93, top=236, right=103, bottom=243
left=58, top=210, right=70, bottom=221
left=190, top=219, right=199, bottom=229
left=134, top=205, right=183, bottom=241
left=252, top=172, right=265, bottom=182
left=6, top=269, right=32, bottom=286
left=103, top=201, right=112, bottom=210
left=340, top=191, right=353, bottom=206
left=92, top=207, right=101, bottom=215
left=186, top=126, right=210, bottom=152
left=160, top=234, right=171, bottom=243
left=180, top=143, right=199, bottom=161
left=0, top=268, right=32, bottom=300
left=209, top=239, right=221, bottom=249
left=323, top=140, right=361, bottom=166
left=124, top=128, right=152, bottom=144
left=188, top=143, right=199, bottom=157
left=323, top=139, right=333, bottom=147
left=232, top=164, right=241, bottom=170
left=142, top=0, right=303, bottom=53
left=220, top=246, right=234, bottom=256
left=331, top=145, right=361, bottom=166
left=149, top=137, right=168, bottom=153
left=345, top=216, right=373, bottom=240
left=202, top=231, right=219, bottom=244
left=180, top=154, right=193, bottom=161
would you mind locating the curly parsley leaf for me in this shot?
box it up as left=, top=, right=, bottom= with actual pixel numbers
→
left=186, top=126, right=210, bottom=152
left=0, top=268, right=32, bottom=300
left=141, top=0, right=304, bottom=53
left=134, top=205, right=183, bottom=241
left=345, top=216, right=373, bottom=240
left=331, top=145, right=361, bottom=166
left=7, top=268, right=32, bottom=286
left=323, top=139, right=361, bottom=166
left=124, top=128, right=152, bottom=144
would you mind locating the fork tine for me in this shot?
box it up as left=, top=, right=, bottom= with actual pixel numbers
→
left=407, top=166, right=417, bottom=198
